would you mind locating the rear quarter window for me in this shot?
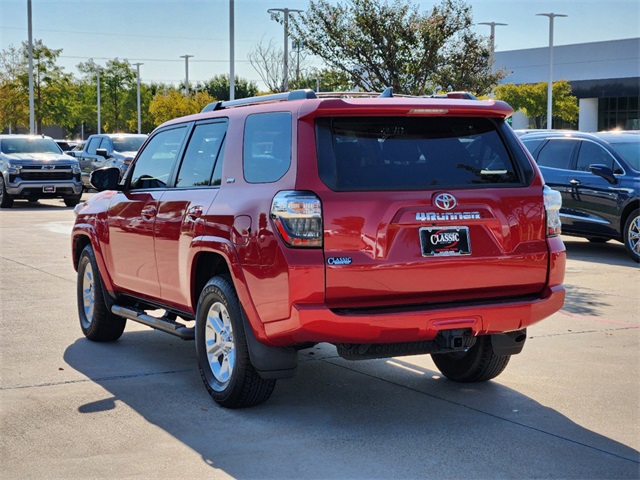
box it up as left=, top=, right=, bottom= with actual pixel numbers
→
left=316, top=116, right=523, bottom=191
left=243, top=112, right=292, bottom=183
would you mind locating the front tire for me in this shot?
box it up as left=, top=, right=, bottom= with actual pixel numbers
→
left=64, top=194, right=83, bottom=207
left=0, top=176, right=14, bottom=208
left=623, top=209, right=640, bottom=263
left=195, top=276, right=276, bottom=408
left=431, top=335, right=510, bottom=382
left=77, top=245, right=126, bottom=341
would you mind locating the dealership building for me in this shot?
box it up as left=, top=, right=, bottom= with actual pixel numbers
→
left=494, top=37, right=640, bottom=131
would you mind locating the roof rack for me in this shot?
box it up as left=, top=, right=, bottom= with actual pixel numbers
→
left=200, top=87, right=478, bottom=113
left=201, top=89, right=318, bottom=112
left=429, top=91, right=479, bottom=100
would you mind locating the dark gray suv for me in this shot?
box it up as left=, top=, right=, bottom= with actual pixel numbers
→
left=521, top=131, right=639, bottom=262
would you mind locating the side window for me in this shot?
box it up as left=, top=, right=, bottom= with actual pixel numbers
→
left=129, top=127, right=187, bottom=190
left=244, top=112, right=292, bottom=183
left=521, top=139, right=544, bottom=155
left=99, top=137, right=113, bottom=153
left=176, top=122, right=227, bottom=188
left=85, top=137, right=100, bottom=155
left=536, top=139, right=577, bottom=170
left=576, top=141, right=620, bottom=173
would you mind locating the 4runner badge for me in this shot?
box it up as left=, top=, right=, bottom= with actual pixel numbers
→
left=416, top=212, right=481, bottom=221
left=327, top=257, right=353, bottom=265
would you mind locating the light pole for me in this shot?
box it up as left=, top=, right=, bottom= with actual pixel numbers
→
left=229, top=0, right=235, bottom=100
left=268, top=7, right=303, bottom=91
left=537, top=13, right=567, bottom=130
left=133, top=63, right=143, bottom=134
left=478, top=22, right=507, bottom=99
left=27, top=0, right=35, bottom=134
left=292, top=39, right=301, bottom=83
left=96, top=67, right=101, bottom=134
left=180, top=54, right=194, bottom=97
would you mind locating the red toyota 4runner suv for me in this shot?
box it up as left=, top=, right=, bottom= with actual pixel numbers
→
left=72, top=89, right=566, bottom=408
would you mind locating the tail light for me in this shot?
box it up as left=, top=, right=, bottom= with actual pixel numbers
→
left=271, top=191, right=322, bottom=247
left=543, top=185, right=562, bottom=237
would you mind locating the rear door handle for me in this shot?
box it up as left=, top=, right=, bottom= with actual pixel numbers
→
left=186, top=205, right=203, bottom=220
left=569, top=179, right=581, bottom=186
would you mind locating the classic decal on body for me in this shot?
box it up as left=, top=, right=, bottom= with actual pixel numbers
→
left=327, top=257, right=353, bottom=265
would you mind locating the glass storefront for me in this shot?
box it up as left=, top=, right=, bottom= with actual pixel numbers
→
left=598, top=97, right=640, bottom=131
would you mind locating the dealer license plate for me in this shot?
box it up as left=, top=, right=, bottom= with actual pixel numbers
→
left=43, top=186, right=56, bottom=193
left=420, top=226, right=471, bottom=257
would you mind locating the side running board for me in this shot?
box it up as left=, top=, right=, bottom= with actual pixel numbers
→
left=111, top=305, right=195, bottom=340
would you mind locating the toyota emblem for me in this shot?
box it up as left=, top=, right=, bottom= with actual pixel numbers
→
left=434, top=193, right=457, bottom=211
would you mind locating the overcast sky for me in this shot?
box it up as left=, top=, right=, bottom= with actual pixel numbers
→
left=1, top=0, right=638, bottom=89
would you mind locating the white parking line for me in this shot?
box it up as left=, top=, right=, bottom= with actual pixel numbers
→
left=41, top=221, right=74, bottom=236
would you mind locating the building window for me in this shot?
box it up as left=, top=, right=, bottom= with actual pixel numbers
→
left=598, top=97, right=640, bottom=131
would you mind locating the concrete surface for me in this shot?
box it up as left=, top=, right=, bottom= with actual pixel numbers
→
left=1, top=197, right=638, bottom=479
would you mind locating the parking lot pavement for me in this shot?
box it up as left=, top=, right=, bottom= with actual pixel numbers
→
left=1, top=199, right=639, bottom=479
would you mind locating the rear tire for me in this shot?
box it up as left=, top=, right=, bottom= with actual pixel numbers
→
left=77, top=245, right=126, bottom=341
left=623, top=209, right=640, bottom=263
left=431, top=335, right=510, bottom=382
left=0, top=177, right=13, bottom=208
left=195, top=275, right=276, bottom=408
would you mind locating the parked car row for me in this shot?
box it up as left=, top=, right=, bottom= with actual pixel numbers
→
left=0, top=133, right=148, bottom=208
left=67, top=133, right=147, bottom=187
left=519, top=130, right=639, bottom=262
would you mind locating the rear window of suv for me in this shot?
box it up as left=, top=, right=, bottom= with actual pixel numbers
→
left=316, top=117, right=521, bottom=191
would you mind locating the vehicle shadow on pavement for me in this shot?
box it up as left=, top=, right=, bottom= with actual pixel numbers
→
left=64, top=334, right=640, bottom=479
left=562, top=284, right=612, bottom=316
left=4, top=200, right=76, bottom=211
left=563, top=238, right=638, bottom=269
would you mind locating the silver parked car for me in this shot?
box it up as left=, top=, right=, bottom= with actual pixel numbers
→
left=75, top=134, right=147, bottom=186
left=0, top=135, right=83, bottom=208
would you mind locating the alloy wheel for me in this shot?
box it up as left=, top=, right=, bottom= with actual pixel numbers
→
left=204, top=301, right=236, bottom=387
left=628, top=215, right=640, bottom=258
left=81, top=261, right=95, bottom=327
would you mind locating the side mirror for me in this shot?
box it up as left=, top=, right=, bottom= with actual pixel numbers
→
left=66, top=151, right=76, bottom=157
left=96, top=148, right=110, bottom=159
left=90, top=167, right=122, bottom=191
left=589, top=164, right=617, bottom=184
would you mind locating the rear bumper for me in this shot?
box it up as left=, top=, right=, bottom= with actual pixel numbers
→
left=263, top=285, right=565, bottom=346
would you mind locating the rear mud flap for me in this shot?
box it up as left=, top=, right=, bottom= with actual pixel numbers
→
left=490, top=329, right=527, bottom=356
left=242, top=314, right=298, bottom=379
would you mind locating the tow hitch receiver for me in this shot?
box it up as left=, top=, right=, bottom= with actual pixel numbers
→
left=336, top=329, right=475, bottom=361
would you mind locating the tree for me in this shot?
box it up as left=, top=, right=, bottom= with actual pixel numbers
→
left=494, top=81, right=579, bottom=128
left=78, top=58, right=137, bottom=132
left=0, top=40, right=73, bottom=133
left=200, top=74, right=258, bottom=101
left=125, top=82, right=155, bottom=134
left=289, top=67, right=351, bottom=92
left=66, top=79, right=98, bottom=136
left=284, top=0, right=505, bottom=96
left=0, top=45, right=28, bottom=131
left=148, top=89, right=215, bottom=126
left=248, top=38, right=292, bottom=93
